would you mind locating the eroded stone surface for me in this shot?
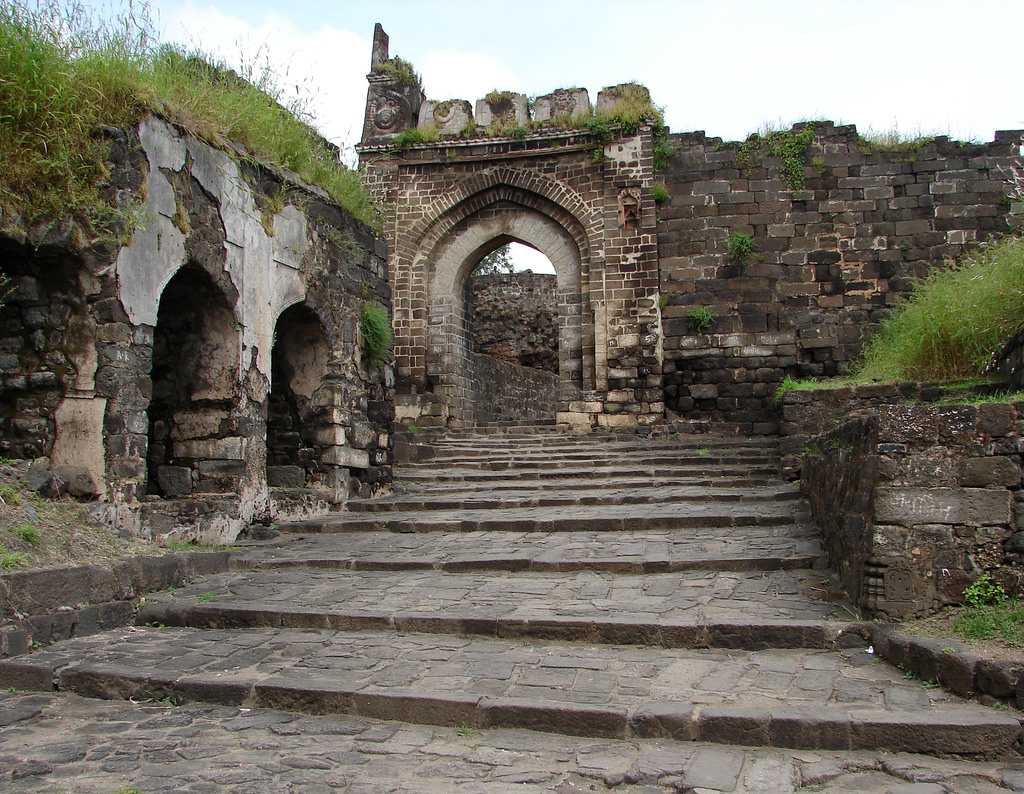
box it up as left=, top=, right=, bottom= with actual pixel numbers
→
left=0, top=692, right=1016, bottom=793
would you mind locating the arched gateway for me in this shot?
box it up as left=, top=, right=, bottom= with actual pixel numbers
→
left=357, top=25, right=665, bottom=430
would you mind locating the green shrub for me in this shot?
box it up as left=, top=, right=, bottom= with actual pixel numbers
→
left=963, top=573, right=1008, bottom=608
left=360, top=302, right=393, bottom=365
left=393, top=125, right=438, bottom=148
left=652, top=183, right=670, bottom=204
left=0, top=0, right=378, bottom=232
left=855, top=237, right=1024, bottom=383
left=737, top=125, right=817, bottom=189
left=372, top=56, right=420, bottom=89
left=687, top=306, right=715, bottom=334
left=727, top=231, right=755, bottom=266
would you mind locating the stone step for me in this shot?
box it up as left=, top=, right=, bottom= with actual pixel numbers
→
left=347, top=484, right=800, bottom=513
left=130, top=566, right=853, bottom=648
left=416, top=438, right=780, bottom=456
left=398, top=451, right=778, bottom=470
left=396, top=474, right=781, bottom=494
left=3, top=627, right=1017, bottom=756
left=232, top=528, right=825, bottom=574
left=276, top=501, right=805, bottom=534
left=394, top=463, right=781, bottom=484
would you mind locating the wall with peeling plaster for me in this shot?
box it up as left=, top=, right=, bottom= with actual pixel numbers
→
left=0, top=114, right=392, bottom=542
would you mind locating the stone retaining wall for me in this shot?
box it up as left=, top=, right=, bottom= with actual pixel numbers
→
left=658, top=122, right=1023, bottom=431
left=469, top=273, right=558, bottom=372
left=801, top=400, right=1024, bottom=618
left=464, top=351, right=559, bottom=423
left=995, top=329, right=1024, bottom=388
left=0, top=550, right=232, bottom=657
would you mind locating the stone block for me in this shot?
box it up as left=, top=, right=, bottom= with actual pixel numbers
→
left=321, top=446, right=370, bottom=469
left=960, top=457, right=1020, bottom=488
left=172, top=437, right=244, bottom=461
left=874, top=487, right=1012, bottom=527
left=156, top=465, right=192, bottom=498
left=419, top=99, right=473, bottom=135
left=267, top=465, right=306, bottom=488
left=474, top=92, right=527, bottom=129
left=531, top=88, right=590, bottom=122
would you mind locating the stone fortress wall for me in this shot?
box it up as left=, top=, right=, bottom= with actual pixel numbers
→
left=0, top=115, right=393, bottom=541
left=657, top=124, right=1023, bottom=433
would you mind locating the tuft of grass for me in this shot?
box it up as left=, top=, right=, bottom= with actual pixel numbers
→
left=726, top=231, right=755, bottom=267
left=854, top=237, right=1024, bottom=383
left=0, top=544, right=29, bottom=569
left=360, top=301, right=393, bottom=366
left=0, top=483, right=22, bottom=506
left=196, top=591, right=220, bottom=603
left=652, top=182, right=670, bottom=204
left=952, top=600, right=1024, bottom=646
left=0, top=0, right=378, bottom=232
left=372, top=55, right=421, bottom=89
left=687, top=306, right=714, bottom=335
left=773, top=375, right=857, bottom=402
left=11, top=523, right=40, bottom=545
left=455, top=722, right=477, bottom=738
left=393, top=125, right=438, bottom=149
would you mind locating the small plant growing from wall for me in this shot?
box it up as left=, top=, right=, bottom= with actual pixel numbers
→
left=652, top=183, right=670, bottom=204
left=360, top=302, right=393, bottom=366
left=963, top=573, right=1008, bottom=608
left=727, top=231, right=755, bottom=268
left=687, top=306, right=714, bottom=334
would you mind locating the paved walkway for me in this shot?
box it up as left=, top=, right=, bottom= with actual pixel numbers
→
left=2, top=691, right=1021, bottom=793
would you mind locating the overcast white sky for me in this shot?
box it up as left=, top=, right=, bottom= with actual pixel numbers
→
left=144, top=0, right=1023, bottom=272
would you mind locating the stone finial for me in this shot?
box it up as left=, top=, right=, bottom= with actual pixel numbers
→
left=475, top=91, right=528, bottom=130
left=596, top=83, right=651, bottom=115
left=533, top=88, right=591, bottom=122
left=370, top=23, right=389, bottom=69
left=419, top=100, right=474, bottom=136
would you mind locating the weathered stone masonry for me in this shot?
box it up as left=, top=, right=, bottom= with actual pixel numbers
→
left=469, top=272, right=558, bottom=373
left=657, top=123, right=1023, bottom=433
left=358, top=26, right=663, bottom=430
left=0, top=115, right=393, bottom=541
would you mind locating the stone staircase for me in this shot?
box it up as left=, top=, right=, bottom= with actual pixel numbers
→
left=3, top=431, right=1021, bottom=761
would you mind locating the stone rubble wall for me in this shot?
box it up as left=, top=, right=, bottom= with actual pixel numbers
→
left=468, top=273, right=558, bottom=373
left=0, top=114, right=394, bottom=541
left=463, top=351, right=559, bottom=424
left=994, top=328, right=1024, bottom=388
left=658, top=122, right=1023, bottom=432
left=801, top=401, right=1024, bottom=618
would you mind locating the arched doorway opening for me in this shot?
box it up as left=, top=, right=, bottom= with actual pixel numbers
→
left=463, top=241, right=560, bottom=423
left=422, top=195, right=592, bottom=424
left=266, top=302, right=330, bottom=489
left=147, top=265, right=239, bottom=498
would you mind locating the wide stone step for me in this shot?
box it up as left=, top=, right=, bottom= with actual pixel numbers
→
left=394, top=463, right=781, bottom=484
left=130, top=566, right=852, bottom=647
left=398, top=452, right=778, bottom=471
left=348, top=484, right=800, bottom=513
left=232, top=528, right=825, bottom=574
left=3, top=628, right=1017, bottom=756
left=415, top=439, right=780, bottom=458
left=276, top=501, right=804, bottom=534
left=396, top=473, right=781, bottom=494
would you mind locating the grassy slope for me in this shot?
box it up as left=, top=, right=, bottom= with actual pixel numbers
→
left=0, top=1, right=377, bottom=231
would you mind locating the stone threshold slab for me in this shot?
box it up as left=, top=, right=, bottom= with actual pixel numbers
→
left=1, top=631, right=1017, bottom=757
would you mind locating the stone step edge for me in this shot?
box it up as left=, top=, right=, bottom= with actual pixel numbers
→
left=276, top=513, right=803, bottom=534
left=395, top=477, right=780, bottom=493
left=397, top=456, right=778, bottom=470
left=346, top=491, right=800, bottom=512
left=135, top=601, right=863, bottom=651
left=393, top=468, right=781, bottom=482
left=230, top=552, right=824, bottom=575
left=1, top=660, right=1016, bottom=757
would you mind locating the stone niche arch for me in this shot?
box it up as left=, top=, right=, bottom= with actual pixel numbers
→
left=414, top=183, right=596, bottom=423
left=147, top=264, right=241, bottom=498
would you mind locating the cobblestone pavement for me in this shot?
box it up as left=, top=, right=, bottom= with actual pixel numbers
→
left=7, top=627, right=985, bottom=714
left=142, top=566, right=852, bottom=624
left=1, top=692, right=1020, bottom=793
left=233, top=529, right=824, bottom=572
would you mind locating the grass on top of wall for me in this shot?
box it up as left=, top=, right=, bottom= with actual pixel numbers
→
left=855, top=236, right=1024, bottom=383
left=0, top=0, right=377, bottom=233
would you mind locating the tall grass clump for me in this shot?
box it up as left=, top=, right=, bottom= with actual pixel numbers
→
left=855, top=237, right=1024, bottom=382
left=0, top=0, right=377, bottom=231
